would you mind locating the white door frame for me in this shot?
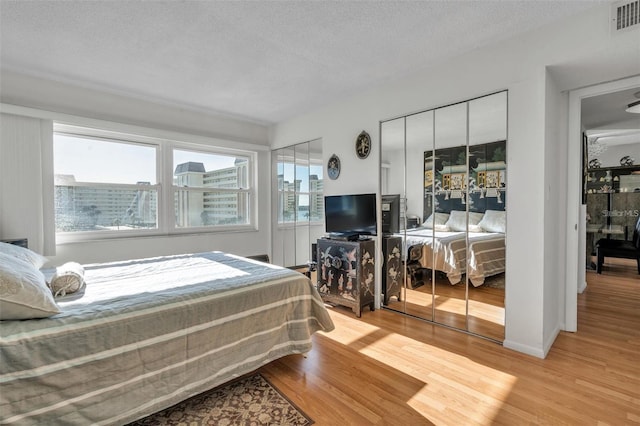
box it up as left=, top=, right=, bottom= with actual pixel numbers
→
left=565, top=75, right=640, bottom=332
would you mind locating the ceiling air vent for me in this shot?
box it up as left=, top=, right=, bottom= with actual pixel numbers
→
left=611, top=0, right=640, bottom=32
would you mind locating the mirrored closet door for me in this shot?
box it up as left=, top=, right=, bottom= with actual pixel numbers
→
left=466, top=92, right=507, bottom=340
left=379, top=91, right=507, bottom=342
left=431, top=102, right=469, bottom=330
left=271, top=139, right=324, bottom=269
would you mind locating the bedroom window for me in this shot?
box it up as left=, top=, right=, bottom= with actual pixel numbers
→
left=53, top=125, right=256, bottom=239
left=173, top=149, right=251, bottom=228
left=53, top=133, right=159, bottom=234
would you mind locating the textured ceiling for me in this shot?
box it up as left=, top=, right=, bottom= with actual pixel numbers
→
left=0, top=0, right=605, bottom=124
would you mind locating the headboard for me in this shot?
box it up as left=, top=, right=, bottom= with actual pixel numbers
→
left=423, top=140, right=506, bottom=219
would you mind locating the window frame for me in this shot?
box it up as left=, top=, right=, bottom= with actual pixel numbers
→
left=53, top=124, right=257, bottom=243
left=169, top=143, right=254, bottom=232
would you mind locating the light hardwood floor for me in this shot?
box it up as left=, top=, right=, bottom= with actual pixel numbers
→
left=260, top=259, right=640, bottom=425
left=386, top=273, right=505, bottom=342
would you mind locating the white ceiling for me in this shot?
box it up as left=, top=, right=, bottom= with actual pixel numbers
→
left=583, top=87, right=640, bottom=147
left=0, top=0, right=607, bottom=125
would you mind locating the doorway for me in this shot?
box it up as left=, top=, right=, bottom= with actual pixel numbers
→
left=566, top=76, right=640, bottom=331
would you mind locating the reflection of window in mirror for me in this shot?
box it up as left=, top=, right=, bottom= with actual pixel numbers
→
left=271, top=139, right=323, bottom=269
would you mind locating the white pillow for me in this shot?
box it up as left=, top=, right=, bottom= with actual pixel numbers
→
left=0, top=242, right=48, bottom=268
left=469, top=212, right=484, bottom=226
left=0, top=253, right=60, bottom=320
left=422, top=213, right=450, bottom=229
left=478, top=210, right=506, bottom=233
left=445, top=211, right=485, bottom=232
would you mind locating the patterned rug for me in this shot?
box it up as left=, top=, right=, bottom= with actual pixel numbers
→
left=483, top=273, right=505, bottom=289
left=128, top=373, right=313, bottom=426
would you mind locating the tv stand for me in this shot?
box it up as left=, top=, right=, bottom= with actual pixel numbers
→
left=316, top=237, right=375, bottom=317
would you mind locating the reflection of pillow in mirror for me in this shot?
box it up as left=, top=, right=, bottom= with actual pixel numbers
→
left=469, top=212, right=484, bottom=225
left=468, top=224, right=484, bottom=233
left=445, top=211, right=467, bottom=231
left=478, top=210, right=506, bottom=233
left=422, top=213, right=449, bottom=228
left=444, top=211, right=485, bottom=232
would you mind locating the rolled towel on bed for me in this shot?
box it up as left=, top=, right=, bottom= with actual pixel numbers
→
left=49, top=262, right=85, bottom=297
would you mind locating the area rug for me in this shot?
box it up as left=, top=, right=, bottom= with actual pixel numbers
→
left=128, top=373, right=314, bottom=426
left=483, top=273, right=505, bottom=289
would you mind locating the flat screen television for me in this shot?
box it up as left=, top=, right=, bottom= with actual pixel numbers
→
left=381, top=194, right=400, bottom=234
left=324, top=193, right=377, bottom=238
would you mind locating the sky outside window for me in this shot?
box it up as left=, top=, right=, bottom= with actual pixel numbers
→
left=173, top=149, right=239, bottom=174
left=54, top=134, right=157, bottom=184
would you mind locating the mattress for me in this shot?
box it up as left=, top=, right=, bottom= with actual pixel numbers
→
left=0, top=251, right=334, bottom=425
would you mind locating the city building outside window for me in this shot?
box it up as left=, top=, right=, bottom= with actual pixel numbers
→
left=53, top=125, right=255, bottom=239
left=173, top=149, right=251, bottom=228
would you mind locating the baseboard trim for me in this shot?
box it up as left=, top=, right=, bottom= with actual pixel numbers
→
left=543, top=326, right=561, bottom=358
left=503, top=339, right=545, bottom=359
left=578, top=280, right=587, bottom=294
left=503, top=324, right=562, bottom=359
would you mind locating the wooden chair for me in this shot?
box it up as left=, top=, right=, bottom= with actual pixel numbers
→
left=595, top=216, right=640, bottom=274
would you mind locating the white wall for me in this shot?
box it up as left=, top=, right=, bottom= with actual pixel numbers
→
left=543, top=70, right=567, bottom=353
left=0, top=78, right=273, bottom=265
left=270, top=4, right=640, bottom=357
left=382, top=148, right=405, bottom=204
left=0, top=70, right=269, bottom=146
left=595, top=142, right=640, bottom=168
left=0, top=114, right=53, bottom=255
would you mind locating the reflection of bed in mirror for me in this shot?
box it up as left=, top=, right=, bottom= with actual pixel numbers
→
left=404, top=229, right=505, bottom=286
left=401, top=209, right=506, bottom=287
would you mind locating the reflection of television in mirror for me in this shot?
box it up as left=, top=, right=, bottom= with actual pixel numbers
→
left=381, top=194, right=400, bottom=235
left=324, top=193, right=377, bottom=239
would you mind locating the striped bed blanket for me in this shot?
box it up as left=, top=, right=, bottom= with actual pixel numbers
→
left=0, top=251, right=334, bottom=425
left=405, top=230, right=505, bottom=286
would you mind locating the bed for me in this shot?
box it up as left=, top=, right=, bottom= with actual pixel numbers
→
left=0, top=250, right=335, bottom=425
left=404, top=228, right=505, bottom=287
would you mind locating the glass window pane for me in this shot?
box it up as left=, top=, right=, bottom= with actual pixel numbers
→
left=54, top=185, right=158, bottom=232
left=54, top=127, right=256, bottom=236
left=173, top=150, right=249, bottom=189
left=54, top=134, right=157, bottom=184
left=175, top=190, right=249, bottom=227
